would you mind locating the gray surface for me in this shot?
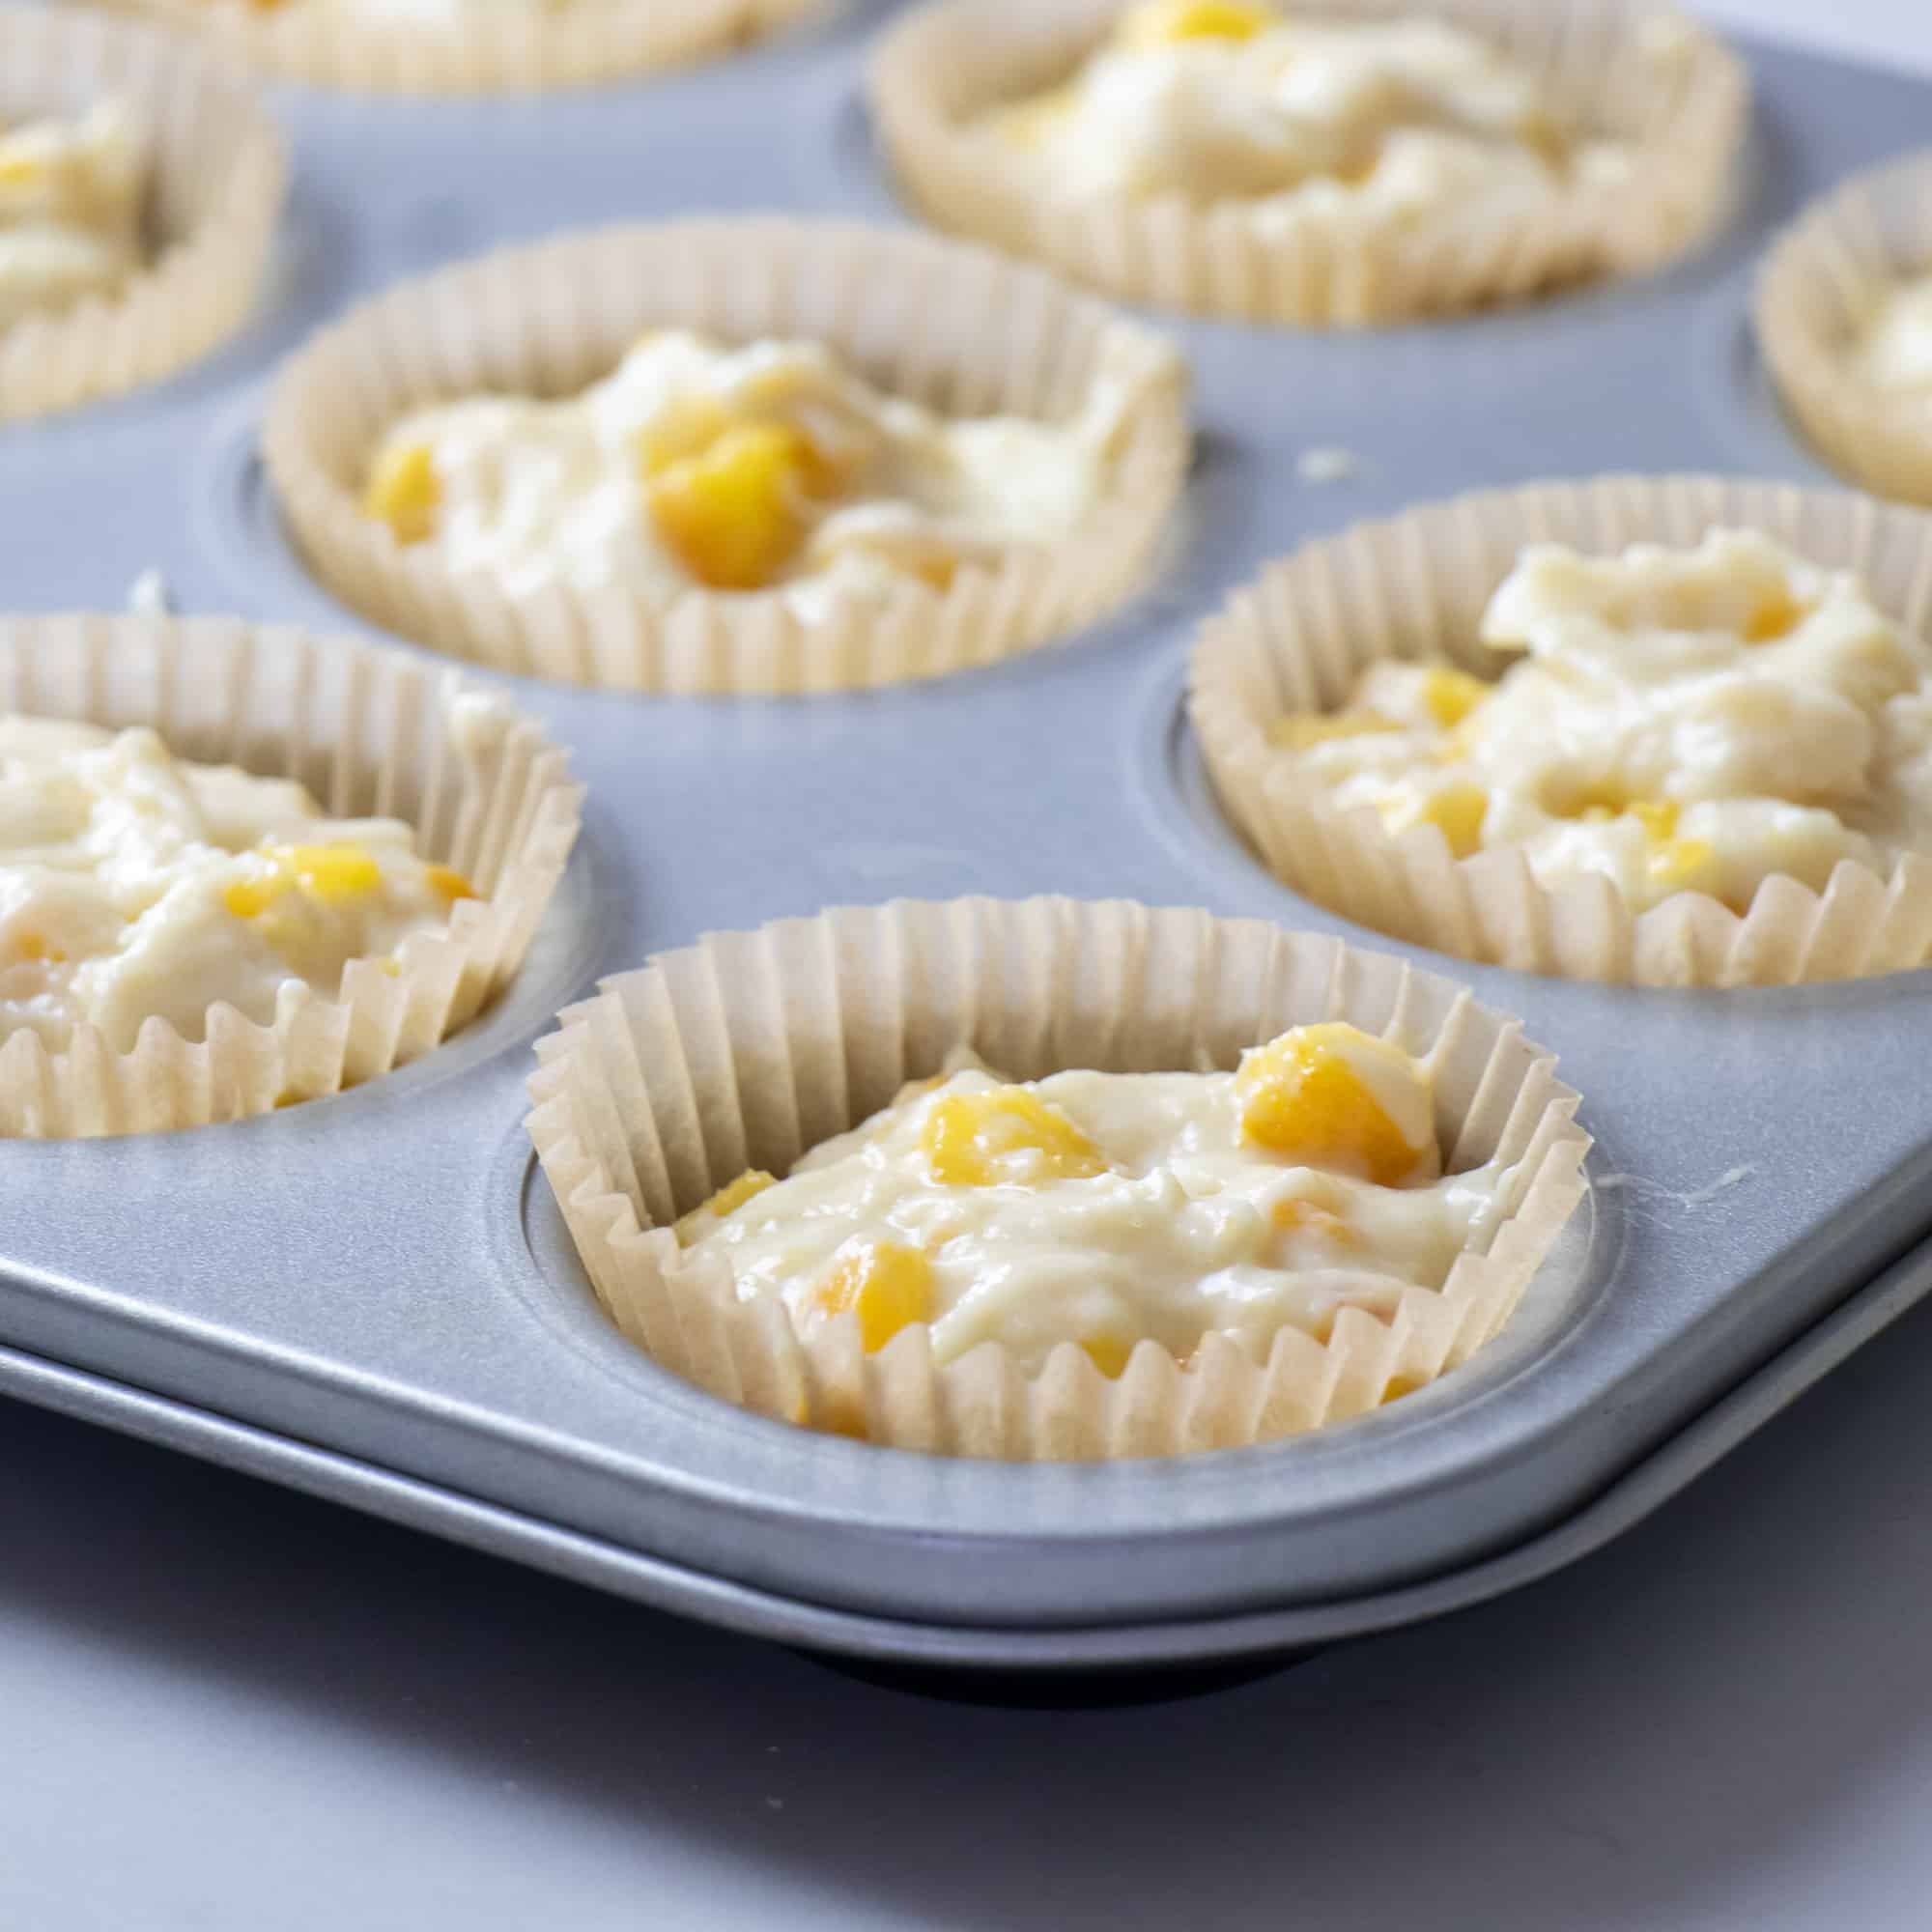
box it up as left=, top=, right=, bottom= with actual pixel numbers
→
left=1, top=1, right=1931, bottom=1924
left=11, top=1255, right=1932, bottom=1931
left=6, top=14, right=1932, bottom=1661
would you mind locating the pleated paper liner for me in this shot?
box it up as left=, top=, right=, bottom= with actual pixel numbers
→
left=1757, top=149, right=1932, bottom=508
left=867, top=0, right=1747, bottom=327
left=0, top=615, right=583, bottom=1139
left=0, top=6, right=286, bottom=423
left=264, top=217, right=1190, bottom=695
left=525, top=897, right=1589, bottom=1462
left=88, top=0, right=819, bottom=96
left=1188, top=474, right=1932, bottom=989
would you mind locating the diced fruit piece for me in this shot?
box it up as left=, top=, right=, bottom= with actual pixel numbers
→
left=1236, top=1023, right=1431, bottom=1185
left=224, top=842, right=383, bottom=922
left=1647, top=836, right=1717, bottom=893
left=287, top=844, right=382, bottom=903
left=646, top=422, right=815, bottom=590
left=1080, top=1334, right=1135, bottom=1379
left=1745, top=587, right=1806, bottom=644
left=1408, top=781, right=1488, bottom=859
left=1271, top=1196, right=1359, bottom=1246
left=922, top=1086, right=1108, bottom=1187
left=674, top=1168, right=776, bottom=1244
left=1269, top=708, right=1399, bottom=752
left=813, top=1239, right=935, bottom=1352
left=426, top=864, right=477, bottom=904
left=1628, top=798, right=1679, bottom=842
left=363, top=440, right=440, bottom=547
left=636, top=393, right=738, bottom=479
left=1420, top=668, right=1490, bottom=728
left=1119, top=1, right=1273, bottom=47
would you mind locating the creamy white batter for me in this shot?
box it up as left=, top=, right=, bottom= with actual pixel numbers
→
left=0, top=101, right=146, bottom=330
left=1272, top=529, right=1932, bottom=913
left=0, top=711, right=494, bottom=1053
left=360, top=328, right=1153, bottom=610
left=1854, top=270, right=1932, bottom=395
left=675, top=1025, right=1511, bottom=1375
left=983, top=2, right=1630, bottom=227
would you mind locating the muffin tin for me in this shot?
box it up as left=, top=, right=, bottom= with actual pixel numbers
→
left=5, top=2, right=1932, bottom=1674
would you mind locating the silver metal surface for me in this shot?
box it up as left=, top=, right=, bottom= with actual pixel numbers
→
left=3, top=9, right=1931, bottom=1664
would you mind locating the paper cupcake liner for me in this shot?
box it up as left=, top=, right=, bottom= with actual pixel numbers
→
left=868, top=0, right=1747, bottom=327
left=88, top=0, right=819, bottom=96
left=525, top=896, right=1589, bottom=1462
left=264, top=216, right=1190, bottom=694
left=0, top=614, right=582, bottom=1139
left=1756, top=149, right=1932, bottom=507
left=0, top=6, right=286, bottom=422
left=1188, top=473, right=1932, bottom=988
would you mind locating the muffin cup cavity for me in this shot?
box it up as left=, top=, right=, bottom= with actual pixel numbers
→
left=1758, top=149, right=1932, bottom=507
left=88, top=0, right=818, bottom=96
left=867, top=0, right=1747, bottom=327
left=0, top=6, right=286, bottom=422
left=1188, top=473, right=1932, bottom=988
left=525, top=896, right=1588, bottom=1462
left=264, top=216, right=1191, bottom=695
left=0, top=614, right=582, bottom=1138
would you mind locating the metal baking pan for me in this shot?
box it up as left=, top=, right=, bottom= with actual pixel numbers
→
left=5, top=4, right=1932, bottom=1671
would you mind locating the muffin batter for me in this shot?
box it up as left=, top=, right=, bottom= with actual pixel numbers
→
left=675, top=1024, right=1513, bottom=1374
left=0, top=713, right=485, bottom=1052
left=360, top=327, right=1159, bottom=610
left=1271, top=529, right=1932, bottom=913
left=0, top=101, right=145, bottom=329
left=983, top=2, right=1631, bottom=227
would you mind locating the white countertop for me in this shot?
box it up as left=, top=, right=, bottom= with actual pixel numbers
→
left=7, top=8, right=1932, bottom=1929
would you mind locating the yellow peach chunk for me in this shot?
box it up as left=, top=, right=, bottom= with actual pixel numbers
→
left=646, top=422, right=815, bottom=590
left=1080, top=1334, right=1136, bottom=1379
left=1628, top=798, right=1680, bottom=843
left=1414, top=782, right=1488, bottom=859
left=922, top=1086, right=1107, bottom=1188
left=674, top=1168, right=776, bottom=1244
left=636, top=393, right=738, bottom=480
left=1271, top=1196, right=1360, bottom=1247
left=363, top=440, right=440, bottom=547
left=1647, top=836, right=1717, bottom=894
left=1118, top=1, right=1273, bottom=47
left=224, top=843, right=382, bottom=922
left=1269, top=708, right=1399, bottom=752
left=426, top=864, right=477, bottom=904
left=813, top=1239, right=935, bottom=1353
left=287, top=844, right=382, bottom=904
left=1745, top=587, right=1807, bottom=644
left=1420, top=668, right=1490, bottom=728
left=1236, top=1023, right=1430, bottom=1185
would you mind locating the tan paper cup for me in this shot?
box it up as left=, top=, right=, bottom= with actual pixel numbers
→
left=86, top=0, right=819, bottom=96
left=526, top=897, right=1589, bottom=1462
left=1189, top=473, right=1932, bottom=988
left=0, top=6, right=286, bottom=423
left=1757, top=150, right=1932, bottom=507
left=265, top=217, right=1190, bottom=695
left=868, top=0, right=1747, bottom=327
left=0, top=614, right=583, bottom=1139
